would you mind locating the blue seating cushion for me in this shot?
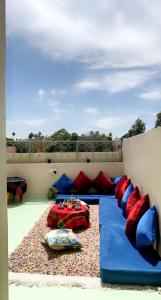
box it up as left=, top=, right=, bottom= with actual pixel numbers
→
left=100, top=223, right=161, bottom=285
left=121, top=184, right=134, bottom=216
left=136, top=206, right=159, bottom=249
left=52, top=174, right=74, bottom=194
left=111, top=176, right=122, bottom=184
left=99, top=196, right=124, bottom=226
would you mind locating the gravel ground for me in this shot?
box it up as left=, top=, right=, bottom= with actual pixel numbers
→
left=9, top=205, right=100, bottom=277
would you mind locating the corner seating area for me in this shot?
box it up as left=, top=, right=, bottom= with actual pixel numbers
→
left=54, top=171, right=161, bottom=286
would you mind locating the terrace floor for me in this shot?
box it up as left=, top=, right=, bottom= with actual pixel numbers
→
left=8, top=198, right=161, bottom=300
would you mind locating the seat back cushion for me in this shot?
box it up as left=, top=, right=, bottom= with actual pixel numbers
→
left=53, top=173, right=74, bottom=194
left=93, top=171, right=114, bottom=194
left=115, top=175, right=127, bottom=198
left=126, top=194, right=149, bottom=237
left=126, top=187, right=140, bottom=217
left=121, top=184, right=134, bottom=216
left=117, top=179, right=131, bottom=207
left=136, top=206, right=159, bottom=249
left=111, top=176, right=122, bottom=184
left=74, top=171, right=92, bottom=193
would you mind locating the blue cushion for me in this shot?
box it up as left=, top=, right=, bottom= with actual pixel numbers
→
left=111, top=176, right=122, bottom=184
left=99, top=196, right=124, bottom=226
left=136, top=206, right=159, bottom=249
left=56, top=194, right=116, bottom=205
left=121, top=184, right=134, bottom=216
left=52, top=174, right=74, bottom=194
left=100, top=223, right=161, bottom=285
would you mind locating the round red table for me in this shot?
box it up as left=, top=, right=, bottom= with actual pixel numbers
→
left=47, top=204, right=90, bottom=229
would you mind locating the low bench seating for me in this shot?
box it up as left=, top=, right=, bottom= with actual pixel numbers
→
left=55, top=194, right=161, bottom=286
left=99, top=196, right=161, bottom=286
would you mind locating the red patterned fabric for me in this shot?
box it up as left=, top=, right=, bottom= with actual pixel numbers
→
left=126, top=186, right=140, bottom=217
left=93, top=171, right=114, bottom=194
left=125, top=194, right=149, bottom=237
left=47, top=204, right=90, bottom=229
left=117, top=179, right=131, bottom=207
left=115, top=175, right=127, bottom=198
left=7, top=177, right=27, bottom=202
left=74, top=171, right=92, bottom=193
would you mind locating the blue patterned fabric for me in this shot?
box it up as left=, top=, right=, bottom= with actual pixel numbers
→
left=43, top=228, right=82, bottom=250
left=52, top=174, right=74, bottom=194
left=136, top=206, right=158, bottom=249
left=121, top=184, right=134, bottom=216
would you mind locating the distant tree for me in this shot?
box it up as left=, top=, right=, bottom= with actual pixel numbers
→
left=121, top=118, right=146, bottom=139
left=12, top=132, right=15, bottom=140
left=155, top=112, right=161, bottom=128
left=50, top=128, right=70, bottom=141
left=28, top=132, right=34, bottom=140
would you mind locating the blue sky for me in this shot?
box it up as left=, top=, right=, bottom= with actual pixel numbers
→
left=6, top=0, right=161, bottom=139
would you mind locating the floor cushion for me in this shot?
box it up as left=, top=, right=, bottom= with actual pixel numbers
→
left=126, top=187, right=140, bottom=217
left=136, top=206, right=159, bottom=249
left=43, top=228, right=82, bottom=250
left=93, top=171, right=114, bottom=194
left=52, top=173, right=74, bottom=194
left=126, top=194, right=149, bottom=237
left=121, top=184, right=134, bottom=216
left=74, top=171, right=92, bottom=193
left=117, top=179, right=131, bottom=207
left=115, top=175, right=127, bottom=198
left=100, top=223, right=161, bottom=285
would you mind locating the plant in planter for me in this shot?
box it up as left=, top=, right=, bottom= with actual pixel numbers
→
left=46, top=157, right=52, bottom=163
left=47, top=187, right=57, bottom=200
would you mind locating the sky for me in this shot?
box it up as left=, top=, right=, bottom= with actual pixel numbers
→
left=6, top=0, right=161, bottom=139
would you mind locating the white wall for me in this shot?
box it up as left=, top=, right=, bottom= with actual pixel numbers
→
left=123, top=127, right=161, bottom=255
left=7, top=162, right=124, bottom=197
left=0, top=0, right=8, bottom=299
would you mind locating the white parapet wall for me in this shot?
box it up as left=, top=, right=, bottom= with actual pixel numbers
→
left=7, top=161, right=124, bottom=197
left=123, top=127, right=161, bottom=255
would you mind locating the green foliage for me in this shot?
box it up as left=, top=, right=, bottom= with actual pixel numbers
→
left=155, top=112, right=161, bottom=128
left=47, top=187, right=56, bottom=200
left=122, top=118, right=146, bottom=139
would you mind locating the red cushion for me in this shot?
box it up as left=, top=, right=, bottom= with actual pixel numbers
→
left=93, top=171, right=114, bottom=194
left=115, top=175, right=127, bottom=198
left=117, top=179, right=131, bottom=207
left=126, top=186, right=140, bottom=217
left=74, top=171, right=92, bottom=193
left=125, top=194, right=149, bottom=237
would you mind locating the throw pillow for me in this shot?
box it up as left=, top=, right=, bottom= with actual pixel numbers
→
left=115, top=175, right=127, bottom=198
left=121, top=183, right=134, bottom=216
left=111, top=176, right=122, bottom=184
left=53, top=173, right=74, bottom=194
left=43, top=228, right=82, bottom=250
left=125, top=194, right=149, bottom=237
left=93, top=171, right=115, bottom=194
left=126, top=186, right=140, bottom=217
left=74, top=171, right=92, bottom=193
left=136, top=206, right=159, bottom=249
left=117, top=179, right=131, bottom=207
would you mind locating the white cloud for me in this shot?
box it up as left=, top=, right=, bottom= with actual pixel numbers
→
left=84, top=107, right=98, bottom=113
left=38, top=89, right=44, bottom=97
left=96, top=114, right=137, bottom=130
left=139, top=87, right=161, bottom=100
left=6, top=0, right=161, bottom=68
left=48, top=100, right=66, bottom=120
left=76, top=70, right=156, bottom=93
left=7, top=118, right=46, bottom=128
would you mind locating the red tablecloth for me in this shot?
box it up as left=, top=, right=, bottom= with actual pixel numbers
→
left=47, top=204, right=90, bottom=229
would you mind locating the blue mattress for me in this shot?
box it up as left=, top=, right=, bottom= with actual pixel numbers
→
left=99, top=196, right=125, bottom=226
left=100, top=223, right=161, bottom=285
left=55, top=194, right=113, bottom=205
